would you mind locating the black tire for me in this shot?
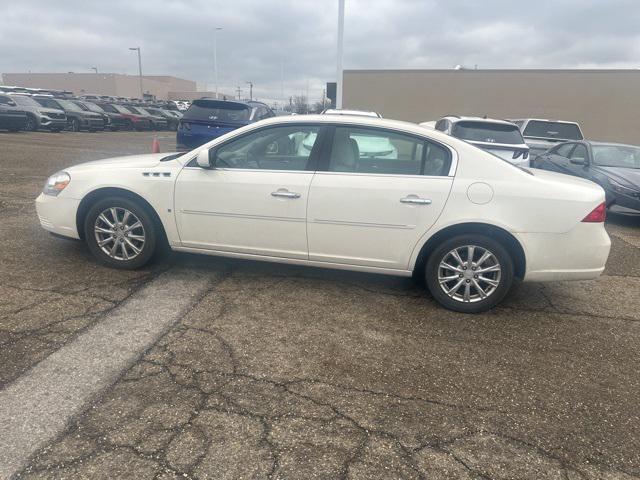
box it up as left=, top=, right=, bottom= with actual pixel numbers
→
left=425, top=234, right=514, bottom=313
left=84, top=196, right=157, bottom=270
left=50, top=127, right=62, bottom=133
left=25, top=115, right=38, bottom=131
left=70, top=118, right=81, bottom=132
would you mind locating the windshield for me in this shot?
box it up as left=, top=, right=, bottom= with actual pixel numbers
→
left=35, top=98, right=61, bottom=109
left=82, top=102, right=105, bottom=113
left=592, top=145, right=640, bottom=169
left=452, top=121, right=524, bottom=145
left=522, top=121, right=583, bottom=140
left=183, top=100, right=251, bottom=124
left=100, top=103, right=118, bottom=113
left=136, top=107, right=153, bottom=115
left=10, top=95, right=40, bottom=107
left=56, top=99, right=84, bottom=112
left=113, top=105, right=134, bottom=114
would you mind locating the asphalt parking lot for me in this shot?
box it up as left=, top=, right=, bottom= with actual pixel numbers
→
left=1, top=131, right=640, bottom=479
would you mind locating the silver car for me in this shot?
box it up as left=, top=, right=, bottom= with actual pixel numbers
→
left=425, top=116, right=530, bottom=167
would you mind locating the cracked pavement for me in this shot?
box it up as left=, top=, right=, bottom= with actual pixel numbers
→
left=1, top=131, right=639, bottom=479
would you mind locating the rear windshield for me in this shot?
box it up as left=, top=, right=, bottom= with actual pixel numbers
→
left=182, top=99, right=251, bottom=123
left=522, top=121, right=583, bottom=140
left=452, top=121, right=524, bottom=145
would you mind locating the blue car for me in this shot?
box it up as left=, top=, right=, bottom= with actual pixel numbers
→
left=176, top=98, right=275, bottom=150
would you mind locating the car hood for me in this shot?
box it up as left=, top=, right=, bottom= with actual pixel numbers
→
left=593, top=165, right=640, bottom=188
left=38, top=107, right=65, bottom=115
left=69, top=152, right=179, bottom=171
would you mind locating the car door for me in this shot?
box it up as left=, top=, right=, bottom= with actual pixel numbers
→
left=307, top=125, right=455, bottom=271
left=174, top=124, right=325, bottom=259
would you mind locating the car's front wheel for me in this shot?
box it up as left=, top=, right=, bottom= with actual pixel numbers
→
left=425, top=234, right=514, bottom=313
left=84, top=197, right=157, bottom=269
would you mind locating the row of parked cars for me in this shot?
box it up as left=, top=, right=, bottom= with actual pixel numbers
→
left=170, top=98, right=640, bottom=216
left=420, top=116, right=639, bottom=215
left=0, top=89, right=184, bottom=133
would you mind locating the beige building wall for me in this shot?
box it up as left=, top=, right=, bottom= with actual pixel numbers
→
left=1, top=73, right=196, bottom=100
left=343, top=69, right=640, bottom=145
left=167, top=91, right=235, bottom=101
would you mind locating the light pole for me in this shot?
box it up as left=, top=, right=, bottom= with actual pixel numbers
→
left=336, top=0, right=345, bottom=109
left=90, top=67, right=98, bottom=74
left=129, top=47, right=143, bottom=99
left=246, top=81, right=253, bottom=101
left=213, top=27, right=222, bottom=99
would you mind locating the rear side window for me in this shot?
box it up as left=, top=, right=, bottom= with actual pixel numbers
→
left=452, top=121, right=524, bottom=145
left=523, top=121, right=583, bottom=140
left=327, top=126, right=451, bottom=176
left=183, top=100, right=251, bottom=124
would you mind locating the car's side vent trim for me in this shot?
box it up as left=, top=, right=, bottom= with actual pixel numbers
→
left=142, top=172, right=171, bottom=177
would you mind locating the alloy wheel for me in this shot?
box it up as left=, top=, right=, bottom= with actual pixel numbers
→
left=437, top=245, right=502, bottom=303
left=94, top=207, right=145, bottom=261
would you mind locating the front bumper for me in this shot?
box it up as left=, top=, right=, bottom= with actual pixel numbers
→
left=35, top=193, right=81, bottom=239
left=39, top=116, right=67, bottom=128
left=518, top=222, right=611, bottom=282
left=608, top=191, right=640, bottom=213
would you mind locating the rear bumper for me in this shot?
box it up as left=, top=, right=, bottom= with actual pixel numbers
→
left=35, top=193, right=81, bottom=239
left=518, top=223, right=611, bottom=282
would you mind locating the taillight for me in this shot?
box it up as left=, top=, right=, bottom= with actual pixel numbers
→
left=582, top=202, right=606, bottom=223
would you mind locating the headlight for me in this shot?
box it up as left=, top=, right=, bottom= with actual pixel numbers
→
left=609, top=178, right=638, bottom=195
left=43, top=171, right=70, bottom=196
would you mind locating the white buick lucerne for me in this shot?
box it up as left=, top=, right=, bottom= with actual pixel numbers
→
left=36, top=115, right=611, bottom=313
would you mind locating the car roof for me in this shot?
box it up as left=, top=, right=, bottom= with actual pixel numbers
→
left=441, top=116, right=517, bottom=126
left=510, top=118, right=580, bottom=125
left=587, top=140, right=640, bottom=148
left=322, top=109, right=381, bottom=118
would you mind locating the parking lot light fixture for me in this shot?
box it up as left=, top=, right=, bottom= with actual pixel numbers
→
left=214, top=27, right=222, bottom=99
left=129, top=47, right=143, bottom=98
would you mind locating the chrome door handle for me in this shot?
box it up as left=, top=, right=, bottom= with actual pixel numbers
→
left=400, top=196, right=432, bottom=205
left=271, top=190, right=301, bottom=199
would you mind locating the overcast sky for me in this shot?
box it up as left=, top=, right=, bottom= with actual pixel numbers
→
left=2, top=0, right=640, bottom=103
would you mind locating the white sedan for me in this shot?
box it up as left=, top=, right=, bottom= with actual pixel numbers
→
left=36, top=115, right=611, bottom=313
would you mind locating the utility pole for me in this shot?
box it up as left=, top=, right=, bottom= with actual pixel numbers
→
left=129, top=47, right=143, bottom=99
left=213, top=27, right=222, bottom=99
left=280, top=60, right=284, bottom=100
left=246, top=81, right=253, bottom=101
left=236, top=86, right=242, bottom=100
left=336, top=0, right=345, bottom=109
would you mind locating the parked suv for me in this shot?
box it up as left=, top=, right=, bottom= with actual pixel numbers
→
left=7, top=94, right=67, bottom=132
left=34, top=97, right=104, bottom=132
left=426, top=116, right=530, bottom=167
left=145, top=107, right=180, bottom=130
left=73, top=100, right=128, bottom=131
left=98, top=104, right=152, bottom=131
left=0, top=94, right=27, bottom=132
left=177, top=99, right=274, bottom=150
left=510, top=118, right=584, bottom=157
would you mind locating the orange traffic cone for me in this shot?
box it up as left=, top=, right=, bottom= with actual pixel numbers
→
left=151, top=136, right=160, bottom=153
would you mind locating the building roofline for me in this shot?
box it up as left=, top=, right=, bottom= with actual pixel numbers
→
left=344, top=68, right=640, bottom=74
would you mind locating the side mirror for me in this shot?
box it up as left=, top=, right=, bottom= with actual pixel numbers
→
left=570, top=158, right=588, bottom=166
left=196, top=149, right=212, bottom=169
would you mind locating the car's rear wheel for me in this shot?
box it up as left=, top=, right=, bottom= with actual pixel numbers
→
left=84, top=197, right=157, bottom=269
left=425, top=234, right=514, bottom=313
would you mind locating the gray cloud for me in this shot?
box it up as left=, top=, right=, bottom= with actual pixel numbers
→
left=1, top=0, right=639, bottom=103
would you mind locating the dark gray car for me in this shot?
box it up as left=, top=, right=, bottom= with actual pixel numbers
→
left=8, top=94, right=67, bottom=132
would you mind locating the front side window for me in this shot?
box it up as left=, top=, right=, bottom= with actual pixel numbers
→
left=214, top=125, right=321, bottom=171
left=570, top=144, right=588, bottom=161
left=327, top=126, right=451, bottom=176
left=554, top=143, right=574, bottom=157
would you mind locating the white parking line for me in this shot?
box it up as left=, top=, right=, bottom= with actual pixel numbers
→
left=0, top=269, right=212, bottom=479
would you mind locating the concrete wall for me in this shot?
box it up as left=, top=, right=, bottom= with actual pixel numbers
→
left=343, top=69, right=640, bottom=145
left=1, top=73, right=196, bottom=100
